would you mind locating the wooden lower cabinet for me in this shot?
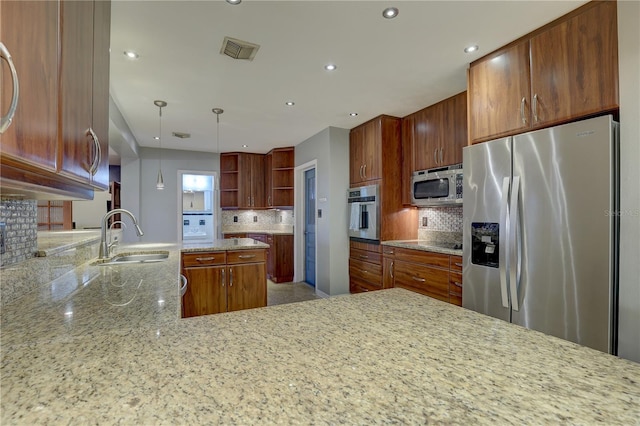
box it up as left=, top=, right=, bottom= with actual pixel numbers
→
left=382, top=245, right=463, bottom=306
left=181, top=249, right=266, bottom=318
left=229, top=232, right=294, bottom=283
left=349, top=241, right=383, bottom=293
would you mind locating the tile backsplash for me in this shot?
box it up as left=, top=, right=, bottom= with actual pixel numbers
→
left=0, top=199, right=38, bottom=268
left=221, top=210, right=293, bottom=232
left=417, top=206, right=462, bottom=243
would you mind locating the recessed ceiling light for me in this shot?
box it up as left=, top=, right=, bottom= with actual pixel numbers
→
left=382, top=7, right=399, bottom=19
left=242, top=144, right=248, bottom=148
left=226, top=0, right=241, bottom=4
left=324, top=64, right=337, bottom=71
left=350, top=112, right=358, bottom=117
left=123, top=50, right=139, bottom=59
left=285, top=101, right=295, bottom=106
left=464, top=45, right=479, bottom=54
left=154, top=136, right=160, bottom=140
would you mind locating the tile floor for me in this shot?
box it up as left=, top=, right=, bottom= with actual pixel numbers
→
left=267, top=280, right=321, bottom=306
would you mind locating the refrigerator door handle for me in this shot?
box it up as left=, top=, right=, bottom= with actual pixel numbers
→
left=499, top=177, right=510, bottom=308
left=509, top=176, right=521, bottom=311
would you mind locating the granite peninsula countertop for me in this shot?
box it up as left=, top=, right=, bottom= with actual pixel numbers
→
left=2, top=243, right=639, bottom=424
left=382, top=239, right=463, bottom=256
left=36, top=229, right=103, bottom=256
left=222, top=229, right=294, bottom=236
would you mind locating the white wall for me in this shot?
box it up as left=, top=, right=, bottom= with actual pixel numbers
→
left=72, top=190, right=111, bottom=229
left=121, top=147, right=219, bottom=243
left=616, top=0, right=640, bottom=363
left=295, top=127, right=350, bottom=296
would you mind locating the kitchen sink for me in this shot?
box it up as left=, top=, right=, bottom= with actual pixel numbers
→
left=94, top=251, right=169, bottom=266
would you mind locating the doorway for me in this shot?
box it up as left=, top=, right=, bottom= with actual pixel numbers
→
left=304, top=168, right=316, bottom=287
left=178, top=171, right=218, bottom=243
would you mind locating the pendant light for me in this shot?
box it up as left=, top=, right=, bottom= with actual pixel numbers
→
left=154, top=100, right=167, bottom=190
left=212, top=108, right=224, bottom=154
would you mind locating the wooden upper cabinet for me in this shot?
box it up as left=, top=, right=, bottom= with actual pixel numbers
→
left=468, top=1, right=618, bottom=143
left=266, top=147, right=294, bottom=209
left=401, top=116, right=415, bottom=206
left=443, top=91, right=467, bottom=166
left=529, top=0, right=619, bottom=128
left=468, top=41, right=532, bottom=143
left=414, top=102, right=443, bottom=171
left=238, top=153, right=265, bottom=209
left=0, top=0, right=59, bottom=172
left=349, top=116, right=388, bottom=186
left=58, top=0, right=96, bottom=185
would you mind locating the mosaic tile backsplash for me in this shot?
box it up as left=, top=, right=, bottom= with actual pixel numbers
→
left=417, top=206, right=462, bottom=243
left=0, top=199, right=38, bottom=268
left=221, top=210, right=294, bottom=232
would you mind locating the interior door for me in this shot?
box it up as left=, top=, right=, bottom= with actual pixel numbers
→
left=304, top=168, right=316, bottom=287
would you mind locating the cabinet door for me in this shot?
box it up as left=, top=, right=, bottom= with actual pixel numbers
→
left=441, top=91, right=467, bottom=166
left=89, top=0, right=111, bottom=190
left=362, top=119, right=381, bottom=181
left=227, top=263, right=267, bottom=312
left=401, top=115, right=415, bottom=205
left=529, top=1, right=618, bottom=128
left=58, top=0, right=96, bottom=185
left=250, top=153, right=265, bottom=208
left=265, top=152, right=273, bottom=207
left=182, top=265, right=226, bottom=317
left=238, top=153, right=252, bottom=208
left=414, top=104, right=442, bottom=170
left=468, top=41, right=531, bottom=143
left=394, top=260, right=449, bottom=302
left=0, top=0, right=58, bottom=172
left=349, top=126, right=365, bottom=185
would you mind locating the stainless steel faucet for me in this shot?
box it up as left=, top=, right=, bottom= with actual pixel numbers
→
left=99, top=209, right=144, bottom=259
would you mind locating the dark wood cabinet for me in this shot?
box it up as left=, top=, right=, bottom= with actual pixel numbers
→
left=265, top=147, right=294, bottom=209
left=0, top=0, right=111, bottom=199
left=181, top=249, right=266, bottom=318
left=400, top=115, right=415, bottom=206
left=245, top=232, right=293, bottom=283
left=449, top=255, right=463, bottom=307
left=349, top=118, right=383, bottom=186
left=220, top=152, right=266, bottom=209
left=349, top=241, right=384, bottom=293
left=468, top=1, right=618, bottom=143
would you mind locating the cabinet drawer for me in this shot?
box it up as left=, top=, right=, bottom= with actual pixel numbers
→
left=449, top=272, right=463, bottom=307
left=394, top=260, right=449, bottom=302
left=450, top=256, right=463, bottom=272
left=227, top=249, right=266, bottom=264
left=247, top=233, right=267, bottom=243
left=182, top=252, right=226, bottom=267
left=349, top=258, right=382, bottom=288
left=381, top=246, right=397, bottom=257
left=349, top=277, right=381, bottom=293
left=394, top=247, right=449, bottom=269
left=224, top=233, right=247, bottom=239
left=350, top=248, right=382, bottom=265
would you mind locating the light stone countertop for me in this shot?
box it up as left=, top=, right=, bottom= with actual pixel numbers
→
left=222, top=229, right=294, bottom=236
left=36, top=229, right=103, bottom=256
left=382, top=239, right=463, bottom=256
left=1, top=243, right=639, bottom=424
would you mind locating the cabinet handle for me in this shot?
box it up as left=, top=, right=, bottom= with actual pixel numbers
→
left=454, top=262, right=463, bottom=267
left=532, top=93, right=539, bottom=123
left=87, top=128, right=101, bottom=176
left=196, top=256, right=215, bottom=262
left=229, top=268, right=233, bottom=287
left=360, top=269, right=368, bottom=274
left=383, top=250, right=394, bottom=255
left=358, top=254, right=368, bottom=259
left=247, top=196, right=251, bottom=206
left=179, top=274, right=188, bottom=297
left=433, top=149, right=438, bottom=165
left=362, top=288, right=369, bottom=292
left=390, top=261, right=394, bottom=279
left=412, top=276, right=426, bottom=283
left=268, top=195, right=271, bottom=206
left=520, top=97, right=527, bottom=125
left=238, top=254, right=256, bottom=259
left=0, top=42, right=20, bottom=134
left=452, top=281, right=463, bottom=288
left=359, top=165, right=363, bottom=179
left=221, top=268, right=225, bottom=287
left=363, top=164, right=366, bottom=179
left=439, top=148, right=443, bottom=164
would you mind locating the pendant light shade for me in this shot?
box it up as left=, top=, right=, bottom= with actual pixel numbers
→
left=154, top=100, right=167, bottom=190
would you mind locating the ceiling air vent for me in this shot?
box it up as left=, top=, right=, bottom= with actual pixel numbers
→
left=220, top=36, right=260, bottom=61
left=172, top=132, right=191, bottom=139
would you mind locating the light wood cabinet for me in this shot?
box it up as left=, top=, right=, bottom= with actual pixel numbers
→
left=265, top=147, right=294, bottom=209
left=0, top=0, right=111, bottom=199
left=181, top=249, right=266, bottom=318
left=468, top=1, right=618, bottom=143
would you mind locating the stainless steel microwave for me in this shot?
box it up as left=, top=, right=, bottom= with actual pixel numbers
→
left=411, top=165, right=463, bottom=206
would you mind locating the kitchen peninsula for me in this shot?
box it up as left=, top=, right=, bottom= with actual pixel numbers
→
left=1, top=241, right=639, bottom=424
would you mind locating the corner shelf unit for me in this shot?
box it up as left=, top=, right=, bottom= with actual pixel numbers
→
left=266, top=147, right=294, bottom=209
left=220, top=153, right=240, bottom=209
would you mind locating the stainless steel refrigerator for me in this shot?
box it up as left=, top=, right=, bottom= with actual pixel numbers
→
left=462, top=115, right=619, bottom=354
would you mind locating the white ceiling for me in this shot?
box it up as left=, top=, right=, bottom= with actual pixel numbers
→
left=109, top=0, right=588, bottom=157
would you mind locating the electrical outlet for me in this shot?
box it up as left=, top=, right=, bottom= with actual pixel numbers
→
left=253, top=216, right=258, bottom=222
left=279, top=216, right=283, bottom=223
left=233, top=216, right=238, bottom=223
left=0, top=222, right=6, bottom=254
left=317, top=209, right=322, bottom=218
left=422, top=216, right=428, bottom=227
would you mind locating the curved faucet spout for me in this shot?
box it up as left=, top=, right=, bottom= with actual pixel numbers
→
left=99, top=209, right=144, bottom=259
